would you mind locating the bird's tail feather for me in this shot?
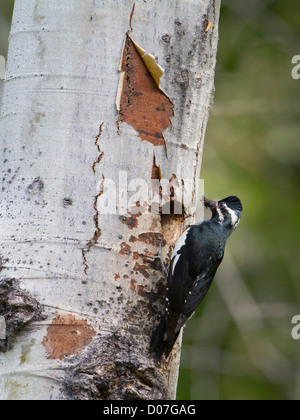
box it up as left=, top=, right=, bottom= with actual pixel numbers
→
left=150, top=318, right=179, bottom=364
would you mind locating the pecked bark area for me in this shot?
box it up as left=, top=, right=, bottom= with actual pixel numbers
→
left=0, top=0, right=221, bottom=400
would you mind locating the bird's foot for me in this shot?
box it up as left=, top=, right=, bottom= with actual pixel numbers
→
left=145, top=243, right=168, bottom=277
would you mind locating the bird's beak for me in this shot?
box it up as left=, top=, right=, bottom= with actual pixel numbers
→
left=204, top=197, right=216, bottom=210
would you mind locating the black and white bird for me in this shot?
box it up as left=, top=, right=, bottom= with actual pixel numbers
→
left=150, top=195, right=243, bottom=363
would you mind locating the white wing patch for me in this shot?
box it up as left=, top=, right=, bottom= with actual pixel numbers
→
left=172, top=254, right=180, bottom=275
left=171, top=227, right=191, bottom=275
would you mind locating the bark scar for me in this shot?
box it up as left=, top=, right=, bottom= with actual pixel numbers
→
left=92, top=122, right=104, bottom=174
left=0, top=278, right=45, bottom=352
left=42, top=313, right=96, bottom=360
left=82, top=175, right=104, bottom=274
left=82, top=124, right=105, bottom=275
left=116, top=34, right=174, bottom=147
left=129, top=2, right=135, bottom=32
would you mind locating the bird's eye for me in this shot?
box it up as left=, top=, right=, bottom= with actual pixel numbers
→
left=219, top=202, right=225, bottom=209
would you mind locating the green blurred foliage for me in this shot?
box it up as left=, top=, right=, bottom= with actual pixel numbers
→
left=178, top=0, right=300, bottom=400
left=0, top=0, right=299, bottom=401
left=0, top=0, right=14, bottom=57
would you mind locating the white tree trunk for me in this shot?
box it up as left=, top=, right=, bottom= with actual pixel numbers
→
left=0, top=0, right=220, bottom=400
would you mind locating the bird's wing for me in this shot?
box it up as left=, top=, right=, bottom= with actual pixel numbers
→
left=182, top=249, right=224, bottom=318
left=167, top=253, right=192, bottom=313
left=182, top=272, right=214, bottom=318
left=167, top=226, right=223, bottom=316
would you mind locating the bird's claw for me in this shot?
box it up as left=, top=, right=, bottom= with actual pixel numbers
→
left=146, top=243, right=168, bottom=277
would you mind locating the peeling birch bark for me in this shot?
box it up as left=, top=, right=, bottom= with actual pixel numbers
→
left=117, top=34, right=174, bottom=147
left=0, top=0, right=221, bottom=400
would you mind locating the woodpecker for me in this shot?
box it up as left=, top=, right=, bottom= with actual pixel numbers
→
left=150, top=195, right=243, bottom=363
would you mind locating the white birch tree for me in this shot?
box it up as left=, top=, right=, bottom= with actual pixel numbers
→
left=0, top=0, right=221, bottom=400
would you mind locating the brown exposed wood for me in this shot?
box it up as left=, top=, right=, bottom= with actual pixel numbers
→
left=42, top=314, right=96, bottom=360
left=119, top=35, right=174, bottom=146
left=133, top=262, right=150, bottom=279
left=119, top=242, right=132, bottom=255
left=151, top=155, right=162, bottom=180
left=128, top=232, right=166, bottom=249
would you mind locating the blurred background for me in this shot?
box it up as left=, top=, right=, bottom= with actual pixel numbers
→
left=0, top=0, right=299, bottom=400
left=0, top=0, right=13, bottom=103
left=180, top=0, right=300, bottom=400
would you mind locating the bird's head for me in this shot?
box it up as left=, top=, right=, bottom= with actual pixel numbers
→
left=204, top=196, right=243, bottom=231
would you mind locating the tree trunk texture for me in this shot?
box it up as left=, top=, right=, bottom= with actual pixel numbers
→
left=0, top=0, right=221, bottom=400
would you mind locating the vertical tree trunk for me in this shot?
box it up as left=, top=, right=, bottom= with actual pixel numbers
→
left=0, top=0, right=221, bottom=400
